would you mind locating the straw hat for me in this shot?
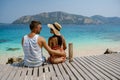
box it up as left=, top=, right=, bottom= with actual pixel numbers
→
left=47, top=22, right=62, bottom=36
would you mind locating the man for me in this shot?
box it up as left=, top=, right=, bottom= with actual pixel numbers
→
left=22, top=20, right=65, bottom=67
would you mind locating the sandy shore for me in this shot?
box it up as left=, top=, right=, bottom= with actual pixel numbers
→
left=0, top=45, right=120, bottom=64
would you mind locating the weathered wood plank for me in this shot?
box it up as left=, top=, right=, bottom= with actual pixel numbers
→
left=39, top=73, right=45, bottom=80
left=33, top=67, right=38, bottom=77
left=49, top=64, right=59, bottom=80
left=104, top=54, right=120, bottom=62
left=71, top=59, right=91, bottom=80
left=80, top=57, right=110, bottom=79
left=7, top=67, right=18, bottom=80
left=1, top=66, right=13, bottom=80
left=75, top=58, right=98, bottom=80
left=0, top=64, right=3, bottom=71
left=86, top=56, right=119, bottom=80
left=44, top=66, right=50, bottom=80
left=25, top=67, right=33, bottom=80
left=65, top=61, right=84, bottom=80
left=90, top=56, right=120, bottom=79
left=49, top=65, right=56, bottom=77
left=80, top=57, right=111, bottom=80
left=51, top=76, right=59, bottom=80
left=102, top=54, right=120, bottom=65
left=93, top=55, right=120, bottom=72
left=84, top=56, right=117, bottom=80
left=62, top=62, right=77, bottom=80
left=0, top=54, right=120, bottom=80
left=53, top=64, right=64, bottom=80
left=0, top=65, right=11, bottom=80
left=98, top=55, right=120, bottom=68
left=27, top=67, right=33, bottom=76
left=58, top=63, right=69, bottom=80
left=13, top=69, right=22, bottom=80
left=19, top=67, right=28, bottom=80
left=39, top=66, right=43, bottom=76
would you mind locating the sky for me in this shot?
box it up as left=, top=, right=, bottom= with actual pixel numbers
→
left=0, top=0, right=120, bottom=23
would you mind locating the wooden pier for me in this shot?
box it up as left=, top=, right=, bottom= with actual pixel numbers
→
left=0, top=53, right=120, bottom=80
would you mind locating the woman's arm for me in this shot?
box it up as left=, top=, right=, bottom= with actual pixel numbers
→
left=48, top=37, right=52, bottom=47
left=62, top=36, right=67, bottom=50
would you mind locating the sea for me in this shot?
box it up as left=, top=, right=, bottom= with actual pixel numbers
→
left=0, top=24, right=120, bottom=57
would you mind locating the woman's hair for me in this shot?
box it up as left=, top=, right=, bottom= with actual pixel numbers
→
left=53, top=35, right=62, bottom=46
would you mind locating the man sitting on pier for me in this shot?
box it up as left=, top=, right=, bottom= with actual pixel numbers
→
left=22, top=20, right=65, bottom=67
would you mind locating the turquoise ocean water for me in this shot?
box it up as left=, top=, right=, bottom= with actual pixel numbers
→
left=0, top=24, right=120, bottom=56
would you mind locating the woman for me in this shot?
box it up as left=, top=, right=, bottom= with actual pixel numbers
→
left=47, top=22, right=67, bottom=64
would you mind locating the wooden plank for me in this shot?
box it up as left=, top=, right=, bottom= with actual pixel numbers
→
left=44, top=66, right=50, bottom=80
left=76, top=57, right=101, bottom=79
left=79, top=57, right=110, bottom=79
left=38, top=66, right=46, bottom=80
left=102, top=55, right=120, bottom=66
left=93, top=55, right=120, bottom=72
left=86, top=56, right=119, bottom=80
left=49, top=65, right=59, bottom=80
left=25, top=75, right=33, bottom=80
left=98, top=55, right=120, bottom=68
left=13, top=69, right=22, bottom=80
left=45, top=73, right=50, bottom=80
left=74, top=58, right=98, bottom=80
left=33, top=67, right=38, bottom=77
left=70, top=60, right=91, bottom=80
left=84, top=56, right=117, bottom=80
left=0, top=65, right=10, bottom=79
left=7, top=67, right=18, bottom=80
left=53, top=64, right=64, bottom=80
left=51, top=76, right=59, bottom=80
left=0, top=64, right=3, bottom=71
left=104, top=54, right=120, bottom=62
left=49, top=65, right=56, bottom=77
left=1, top=66, right=13, bottom=80
left=25, top=68, right=33, bottom=80
left=32, top=76, right=39, bottom=80
left=27, top=67, right=33, bottom=76
left=65, top=61, right=84, bottom=80
left=106, top=53, right=120, bottom=59
left=58, top=63, right=69, bottom=80
left=62, top=63, right=77, bottom=80
left=39, top=66, right=43, bottom=76
left=19, top=67, right=28, bottom=80
left=79, top=57, right=111, bottom=80
left=0, top=54, right=119, bottom=80
left=91, top=56, right=120, bottom=76
left=0, top=65, right=6, bottom=71
left=39, top=73, right=45, bottom=80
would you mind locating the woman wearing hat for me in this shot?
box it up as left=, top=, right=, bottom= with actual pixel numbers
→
left=47, top=22, right=67, bottom=64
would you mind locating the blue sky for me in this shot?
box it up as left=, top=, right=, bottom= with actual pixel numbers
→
left=0, top=0, right=120, bottom=23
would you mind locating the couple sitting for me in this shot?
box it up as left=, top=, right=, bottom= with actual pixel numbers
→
left=22, top=20, right=66, bottom=67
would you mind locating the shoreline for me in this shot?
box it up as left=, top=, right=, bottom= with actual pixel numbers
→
left=0, top=45, right=120, bottom=64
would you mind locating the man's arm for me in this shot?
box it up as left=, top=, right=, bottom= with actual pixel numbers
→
left=39, top=37, right=65, bottom=56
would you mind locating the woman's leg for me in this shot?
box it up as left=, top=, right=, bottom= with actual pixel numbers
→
left=50, top=57, right=66, bottom=64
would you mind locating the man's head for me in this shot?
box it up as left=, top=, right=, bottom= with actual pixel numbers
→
left=30, top=21, right=42, bottom=34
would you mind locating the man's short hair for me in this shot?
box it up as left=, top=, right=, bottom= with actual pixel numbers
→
left=30, top=21, right=41, bottom=30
